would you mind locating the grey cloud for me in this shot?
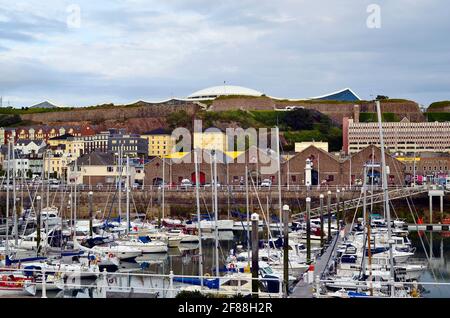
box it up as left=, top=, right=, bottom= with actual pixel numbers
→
left=1, top=0, right=450, bottom=107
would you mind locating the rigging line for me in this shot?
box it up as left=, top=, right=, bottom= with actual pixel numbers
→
left=130, top=190, right=139, bottom=219
left=404, top=194, right=437, bottom=275
left=20, top=179, right=41, bottom=238
left=406, top=194, right=432, bottom=249
left=100, top=189, right=112, bottom=220
left=248, top=171, right=299, bottom=270
left=404, top=195, right=439, bottom=283
left=143, top=191, right=153, bottom=223
left=199, top=190, right=211, bottom=216
left=348, top=194, right=363, bottom=234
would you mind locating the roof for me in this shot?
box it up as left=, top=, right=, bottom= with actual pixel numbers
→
left=142, top=128, right=172, bottom=135
left=269, top=88, right=361, bottom=102
left=289, top=145, right=341, bottom=163
left=187, top=85, right=263, bottom=100
left=49, top=133, right=74, bottom=141
left=309, top=88, right=361, bottom=102
left=75, top=151, right=115, bottom=166
left=15, top=139, right=38, bottom=146
left=29, top=101, right=60, bottom=109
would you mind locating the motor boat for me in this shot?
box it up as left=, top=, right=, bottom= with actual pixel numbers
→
left=117, top=237, right=168, bottom=254
left=91, top=243, right=142, bottom=261
left=166, top=229, right=199, bottom=244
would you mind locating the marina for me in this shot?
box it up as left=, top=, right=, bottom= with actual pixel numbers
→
left=1, top=101, right=450, bottom=298
left=1, top=2, right=450, bottom=306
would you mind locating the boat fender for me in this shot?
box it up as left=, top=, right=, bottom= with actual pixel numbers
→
left=205, top=273, right=211, bottom=277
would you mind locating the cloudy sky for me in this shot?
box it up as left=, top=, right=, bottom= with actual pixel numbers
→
left=0, top=0, right=449, bottom=107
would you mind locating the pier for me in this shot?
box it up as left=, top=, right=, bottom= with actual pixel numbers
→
left=290, top=224, right=351, bottom=298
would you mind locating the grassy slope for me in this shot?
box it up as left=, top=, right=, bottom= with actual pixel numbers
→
left=428, top=101, right=450, bottom=111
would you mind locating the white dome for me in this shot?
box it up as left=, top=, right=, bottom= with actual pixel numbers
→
left=187, top=85, right=263, bottom=100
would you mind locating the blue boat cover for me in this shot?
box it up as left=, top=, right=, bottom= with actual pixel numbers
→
left=138, top=236, right=152, bottom=243
left=173, top=277, right=220, bottom=289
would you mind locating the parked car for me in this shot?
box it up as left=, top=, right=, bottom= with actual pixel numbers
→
left=181, top=179, right=193, bottom=187
left=260, top=179, right=272, bottom=187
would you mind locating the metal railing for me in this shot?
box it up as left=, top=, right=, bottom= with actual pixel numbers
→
left=0, top=266, right=284, bottom=299
left=314, top=278, right=450, bottom=298
left=0, top=183, right=421, bottom=193
left=292, top=185, right=431, bottom=220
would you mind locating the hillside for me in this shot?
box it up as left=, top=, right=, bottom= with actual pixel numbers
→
left=210, top=96, right=426, bottom=123
left=15, top=101, right=199, bottom=133
left=428, top=101, right=450, bottom=112
left=186, top=109, right=343, bottom=151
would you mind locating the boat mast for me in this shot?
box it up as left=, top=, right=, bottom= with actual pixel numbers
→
left=126, top=156, right=130, bottom=235
left=245, top=164, right=250, bottom=267
left=275, top=126, right=282, bottom=226
left=46, top=150, right=50, bottom=207
left=60, top=170, right=65, bottom=251
left=362, top=164, right=373, bottom=295
left=12, top=140, right=18, bottom=246
left=161, top=154, right=165, bottom=222
left=213, top=151, right=219, bottom=277
left=193, top=148, right=204, bottom=286
left=375, top=100, right=395, bottom=294
left=73, top=159, right=78, bottom=242
left=5, top=139, right=11, bottom=256
left=118, top=145, right=122, bottom=221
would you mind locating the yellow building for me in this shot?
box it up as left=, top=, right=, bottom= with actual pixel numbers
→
left=43, top=153, right=76, bottom=179
left=141, top=128, right=176, bottom=157
left=193, top=129, right=228, bottom=152
left=48, top=134, right=84, bottom=158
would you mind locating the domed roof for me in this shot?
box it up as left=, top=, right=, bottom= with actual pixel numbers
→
left=187, top=85, right=263, bottom=100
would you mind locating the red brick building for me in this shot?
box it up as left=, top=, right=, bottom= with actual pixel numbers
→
left=144, top=145, right=406, bottom=186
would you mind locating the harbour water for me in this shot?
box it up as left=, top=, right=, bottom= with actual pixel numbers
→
left=39, top=228, right=450, bottom=298
left=411, top=232, right=450, bottom=298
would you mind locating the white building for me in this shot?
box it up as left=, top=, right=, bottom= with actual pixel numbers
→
left=344, top=117, right=450, bottom=155
left=15, top=139, right=46, bottom=155
left=187, top=85, right=263, bottom=101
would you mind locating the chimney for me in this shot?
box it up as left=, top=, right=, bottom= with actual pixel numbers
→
left=353, top=104, right=360, bottom=123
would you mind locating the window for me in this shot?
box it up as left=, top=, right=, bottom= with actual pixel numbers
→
left=291, top=176, right=297, bottom=182
left=327, top=175, right=334, bottom=182
left=107, top=166, right=114, bottom=172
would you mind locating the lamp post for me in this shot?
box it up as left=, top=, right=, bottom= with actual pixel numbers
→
left=305, top=198, right=311, bottom=264
left=319, top=194, right=324, bottom=248
left=251, top=213, right=260, bottom=298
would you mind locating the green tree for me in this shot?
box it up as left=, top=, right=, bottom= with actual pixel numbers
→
left=284, top=109, right=314, bottom=130
left=166, top=110, right=192, bottom=129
